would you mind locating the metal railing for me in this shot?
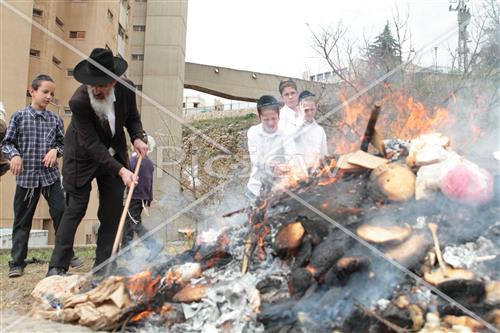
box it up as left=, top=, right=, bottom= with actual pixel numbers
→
left=183, top=101, right=256, bottom=117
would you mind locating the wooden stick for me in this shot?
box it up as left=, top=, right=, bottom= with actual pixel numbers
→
left=360, top=101, right=382, bottom=152
left=354, top=302, right=410, bottom=333
left=428, top=222, right=448, bottom=277
left=111, top=155, right=143, bottom=257
left=241, top=235, right=252, bottom=273
left=222, top=207, right=246, bottom=218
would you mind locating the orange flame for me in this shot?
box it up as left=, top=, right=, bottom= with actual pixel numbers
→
left=126, top=270, right=161, bottom=302
left=306, top=265, right=317, bottom=276
left=331, top=89, right=459, bottom=153
left=384, top=95, right=454, bottom=140
left=164, top=269, right=183, bottom=285
left=317, top=174, right=342, bottom=187
left=329, top=91, right=370, bottom=154
left=274, top=166, right=309, bottom=191
left=131, top=310, right=153, bottom=322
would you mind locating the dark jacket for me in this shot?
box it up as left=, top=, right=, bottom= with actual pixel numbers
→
left=63, top=80, right=144, bottom=191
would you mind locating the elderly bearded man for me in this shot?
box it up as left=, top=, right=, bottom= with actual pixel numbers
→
left=47, top=48, right=148, bottom=276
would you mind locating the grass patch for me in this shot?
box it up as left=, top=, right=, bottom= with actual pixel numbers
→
left=0, top=246, right=96, bottom=265
left=189, top=113, right=258, bottom=132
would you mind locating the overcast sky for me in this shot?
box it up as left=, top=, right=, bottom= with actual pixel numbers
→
left=184, top=0, right=487, bottom=103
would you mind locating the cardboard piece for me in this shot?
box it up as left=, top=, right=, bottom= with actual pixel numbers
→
left=347, top=150, right=389, bottom=169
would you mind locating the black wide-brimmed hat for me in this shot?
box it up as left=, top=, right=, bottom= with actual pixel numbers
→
left=73, top=48, right=128, bottom=85
left=257, top=95, right=280, bottom=111
left=298, top=90, right=316, bottom=102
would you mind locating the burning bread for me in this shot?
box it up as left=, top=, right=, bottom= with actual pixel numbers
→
left=406, top=133, right=451, bottom=168
left=423, top=268, right=475, bottom=285
left=274, top=222, right=305, bottom=258
left=370, top=163, right=416, bottom=202
left=356, top=224, right=412, bottom=244
left=385, top=233, right=430, bottom=265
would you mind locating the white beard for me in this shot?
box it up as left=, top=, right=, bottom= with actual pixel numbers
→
left=87, top=85, right=114, bottom=122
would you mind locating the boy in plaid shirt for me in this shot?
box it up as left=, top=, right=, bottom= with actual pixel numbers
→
left=2, top=74, right=80, bottom=277
left=0, top=102, right=9, bottom=176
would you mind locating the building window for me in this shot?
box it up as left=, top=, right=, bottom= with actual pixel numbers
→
left=67, top=69, right=74, bottom=76
left=55, top=16, right=64, bottom=29
left=135, top=85, right=143, bottom=91
left=133, top=25, right=146, bottom=32
left=29, top=48, right=41, bottom=57
left=64, top=107, right=72, bottom=115
left=52, top=56, right=62, bottom=67
left=69, top=31, right=86, bottom=38
left=309, top=75, right=315, bottom=81
left=131, top=54, right=144, bottom=61
left=324, top=72, right=331, bottom=80
left=317, top=73, right=324, bottom=81
left=32, top=8, right=43, bottom=17
left=118, top=24, right=125, bottom=39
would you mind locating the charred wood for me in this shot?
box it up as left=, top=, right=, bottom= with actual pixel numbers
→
left=258, top=301, right=299, bottom=328
left=332, top=256, right=371, bottom=283
left=437, top=279, right=486, bottom=305
left=308, top=234, right=352, bottom=278
left=379, top=303, right=414, bottom=331
left=292, top=235, right=312, bottom=269
left=297, top=216, right=331, bottom=246
left=360, top=102, right=382, bottom=152
left=256, top=276, right=283, bottom=295
left=289, top=267, right=314, bottom=297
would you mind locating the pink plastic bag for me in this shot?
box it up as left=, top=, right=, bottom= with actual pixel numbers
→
left=442, top=163, right=493, bottom=205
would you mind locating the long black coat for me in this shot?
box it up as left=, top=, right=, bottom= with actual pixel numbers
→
left=62, top=80, right=144, bottom=191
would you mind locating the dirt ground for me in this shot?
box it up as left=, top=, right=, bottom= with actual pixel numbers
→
left=0, top=247, right=95, bottom=314
left=0, top=243, right=187, bottom=316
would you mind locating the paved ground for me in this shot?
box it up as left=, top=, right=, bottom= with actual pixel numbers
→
left=0, top=310, right=108, bottom=333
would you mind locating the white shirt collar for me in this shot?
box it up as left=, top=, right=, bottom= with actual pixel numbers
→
left=257, top=124, right=281, bottom=138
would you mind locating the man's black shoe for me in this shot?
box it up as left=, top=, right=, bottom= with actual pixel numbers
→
left=46, top=267, right=68, bottom=277
left=70, top=256, right=84, bottom=269
left=8, top=266, right=24, bottom=278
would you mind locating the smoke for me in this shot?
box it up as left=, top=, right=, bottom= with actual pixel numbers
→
left=189, top=178, right=250, bottom=233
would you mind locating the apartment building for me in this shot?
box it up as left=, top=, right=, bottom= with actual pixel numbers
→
left=0, top=0, right=133, bottom=245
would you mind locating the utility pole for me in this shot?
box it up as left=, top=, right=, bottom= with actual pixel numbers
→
left=449, top=0, right=471, bottom=73
left=434, top=46, right=439, bottom=73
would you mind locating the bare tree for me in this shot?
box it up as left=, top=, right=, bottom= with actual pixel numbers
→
left=307, top=21, right=361, bottom=93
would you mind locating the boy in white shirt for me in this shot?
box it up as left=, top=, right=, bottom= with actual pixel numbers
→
left=247, top=95, right=294, bottom=200
left=277, top=79, right=303, bottom=133
left=293, top=91, right=328, bottom=171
